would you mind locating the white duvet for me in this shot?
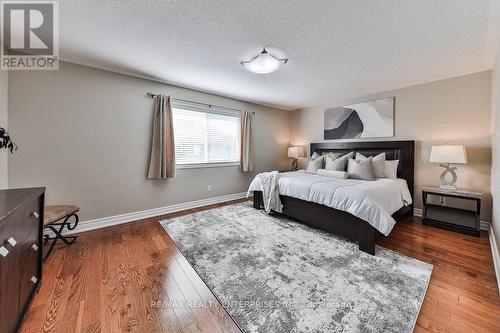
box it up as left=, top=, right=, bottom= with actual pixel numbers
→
left=247, top=171, right=412, bottom=236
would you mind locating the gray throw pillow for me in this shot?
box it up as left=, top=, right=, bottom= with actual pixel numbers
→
left=384, top=160, right=399, bottom=178
left=325, top=152, right=353, bottom=171
left=356, top=152, right=386, bottom=178
left=311, top=151, right=321, bottom=160
left=322, top=152, right=341, bottom=159
left=347, top=157, right=374, bottom=180
left=305, top=155, right=324, bottom=174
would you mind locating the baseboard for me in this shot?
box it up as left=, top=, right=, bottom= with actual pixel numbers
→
left=413, top=208, right=489, bottom=231
left=489, top=225, right=500, bottom=294
left=61, top=192, right=248, bottom=235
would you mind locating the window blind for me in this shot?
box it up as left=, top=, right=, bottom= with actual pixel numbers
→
left=172, top=104, right=240, bottom=165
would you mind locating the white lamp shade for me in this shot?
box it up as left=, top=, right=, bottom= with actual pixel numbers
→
left=429, top=145, right=467, bottom=164
left=288, top=146, right=304, bottom=159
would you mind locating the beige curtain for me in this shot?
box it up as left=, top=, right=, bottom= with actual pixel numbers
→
left=240, top=110, right=254, bottom=172
left=148, top=95, right=176, bottom=179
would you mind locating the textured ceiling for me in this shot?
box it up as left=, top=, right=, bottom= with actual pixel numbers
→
left=60, top=0, right=500, bottom=110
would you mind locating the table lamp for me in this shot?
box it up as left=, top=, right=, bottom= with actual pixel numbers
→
left=288, top=146, right=304, bottom=171
left=429, top=145, right=467, bottom=190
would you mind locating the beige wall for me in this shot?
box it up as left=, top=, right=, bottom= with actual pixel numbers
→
left=7, top=62, right=494, bottom=224
left=8, top=62, right=290, bottom=221
left=290, top=71, right=492, bottom=221
left=0, top=70, right=7, bottom=189
left=492, top=49, right=500, bottom=250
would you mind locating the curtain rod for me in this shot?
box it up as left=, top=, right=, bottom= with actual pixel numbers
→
left=146, top=92, right=255, bottom=114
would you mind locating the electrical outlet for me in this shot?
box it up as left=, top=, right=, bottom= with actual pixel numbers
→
left=207, top=185, right=212, bottom=192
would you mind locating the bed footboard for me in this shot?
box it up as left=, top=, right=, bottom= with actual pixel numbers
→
left=251, top=191, right=377, bottom=255
left=358, top=221, right=376, bottom=255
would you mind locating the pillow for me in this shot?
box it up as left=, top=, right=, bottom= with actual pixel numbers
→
left=384, top=160, right=399, bottom=178
left=311, top=151, right=321, bottom=160
left=325, top=152, right=353, bottom=171
left=317, top=169, right=348, bottom=179
left=322, top=152, right=341, bottom=159
left=305, top=155, right=324, bottom=174
left=347, top=157, right=374, bottom=180
left=356, top=152, right=386, bottom=178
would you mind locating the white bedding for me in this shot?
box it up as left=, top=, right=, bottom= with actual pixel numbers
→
left=247, top=170, right=412, bottom=236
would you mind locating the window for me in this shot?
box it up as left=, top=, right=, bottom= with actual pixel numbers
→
left=172, top=101, right=241, bottom=167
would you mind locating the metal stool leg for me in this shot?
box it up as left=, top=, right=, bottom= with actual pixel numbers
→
left=43, top=213, right=79, bottom=262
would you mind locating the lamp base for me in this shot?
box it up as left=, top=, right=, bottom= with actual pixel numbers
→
left=439, top=163, right=458, bottom=191
left=291, top=158, right=298, bottom=171
left=439, top=184, right=456, bottom=191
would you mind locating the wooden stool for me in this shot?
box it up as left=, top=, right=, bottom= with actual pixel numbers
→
left=43, top=205, right=80, bottom=261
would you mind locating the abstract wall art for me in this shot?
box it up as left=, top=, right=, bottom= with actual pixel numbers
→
left=324, top=97, right=394, bottom=139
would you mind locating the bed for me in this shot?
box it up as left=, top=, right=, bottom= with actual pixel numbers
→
left=250, top=140, right=415, bottom=255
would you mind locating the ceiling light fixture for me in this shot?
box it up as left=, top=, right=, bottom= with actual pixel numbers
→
left=241, top=48, right=288, bottom=74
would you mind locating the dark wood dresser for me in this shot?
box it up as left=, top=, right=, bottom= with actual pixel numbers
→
left=0, top=188, right=45, bottom=333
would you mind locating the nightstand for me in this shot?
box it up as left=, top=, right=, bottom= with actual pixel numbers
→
left=422, top=186, right=481, bottom=237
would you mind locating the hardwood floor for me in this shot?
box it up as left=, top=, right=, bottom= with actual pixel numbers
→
left=378, top=217, right=500, bottom=332
left=21, top=199, right=500, bottom=333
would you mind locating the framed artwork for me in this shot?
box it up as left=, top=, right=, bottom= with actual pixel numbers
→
left=324, top=97, right=394, bottom=139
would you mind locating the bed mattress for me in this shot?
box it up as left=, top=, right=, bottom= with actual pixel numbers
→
left=248, top=170, right=412, bottom=236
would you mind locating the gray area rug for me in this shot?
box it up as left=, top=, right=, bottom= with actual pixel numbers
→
left=160, top=202, right=432, bottom=333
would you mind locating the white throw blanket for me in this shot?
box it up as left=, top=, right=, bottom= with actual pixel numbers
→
left=247, top=171, right=282, bottom=213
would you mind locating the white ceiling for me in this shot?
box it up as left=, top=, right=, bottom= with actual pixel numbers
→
left=60, top=0, right=500, bottom=110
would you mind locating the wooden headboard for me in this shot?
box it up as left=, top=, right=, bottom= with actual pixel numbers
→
left=310, top=140, right=415, bottom=199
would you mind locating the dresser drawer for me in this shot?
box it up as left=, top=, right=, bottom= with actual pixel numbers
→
left=0, top=188, right=45, bottom=333
left=22, top=197, right=42, bottom=238
left=0, top=225, right=21, bottom=333
left=19, top=228, right=40, bottom=314
left=0, top=253, right=20, bottom=333
left=0, top=214, right=28, bottom=274
left=0, top=211, right=19, bottom=259
left=0, top=199, right=41, bottom=249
